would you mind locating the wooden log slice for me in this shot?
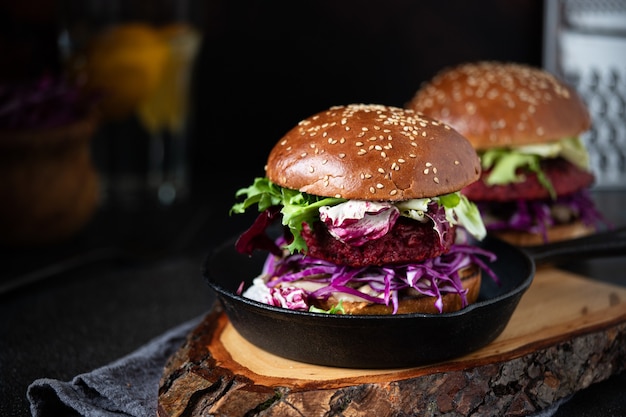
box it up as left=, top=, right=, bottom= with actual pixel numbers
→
left=158, top=268, right=626, bottom=417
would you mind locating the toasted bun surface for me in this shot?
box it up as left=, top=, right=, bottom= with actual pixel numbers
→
left=312, top=263, right=481, bottom=315
left=265, top=104, right=481, bottom=200
left=493, top=221, right=595, bottom=247
left=407, top=61, right=591, bottom=150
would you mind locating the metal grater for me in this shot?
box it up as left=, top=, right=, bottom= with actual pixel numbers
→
left=543, top=0, right=626, bottom=189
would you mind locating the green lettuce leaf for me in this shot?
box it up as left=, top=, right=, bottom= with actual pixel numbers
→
left=480, top=137, right=589, bottom=199
left=479, top=136, right=589, bottom=201
left=309, top=300, right=346, bottom=314
left=437, top=193, right=486, bottom=240
left=231, top=177, right=345, bottom=253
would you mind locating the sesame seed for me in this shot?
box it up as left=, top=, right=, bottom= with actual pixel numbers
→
left=378, top=168, right=385, bottom=174
left=434, top=177, right=440, bottom=183
left=376, top=183, right=384, bottom=189
left=309, top=166, right=314, bottom=173
left=322, top=159, right=328, bottom=165
left=358, top=149, right=367, bottom=155
left=433, top=167, right=438, bottom=174
left=424, top=168, right=429, bottom=174
left=339, top=153, right=346, bottom=158
left=300, top=152, right=307, bottom=158
left=398, top=158, right=405, bottom=163
left=369, top=187, right=376, bottom=193
left=389, top=190, right=398, bottom=196
left=380, top=151, right=387, bottom=158
left=454, top=160, right=460, bottom=165
left=364, top=173, right=372, bottom=179
left=356, top=141, right=364, bottom=147
left=425, top=162, right=432, bottom=167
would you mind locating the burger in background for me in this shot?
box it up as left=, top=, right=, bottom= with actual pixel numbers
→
left=407, top=61, right=609, bottom=246
left=230, top=104, right=496, bottom=315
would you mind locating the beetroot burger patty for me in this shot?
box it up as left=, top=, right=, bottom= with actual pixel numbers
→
left=463, top=157, right=595, bottom=202
left=302, top=216, right=456, bottom=268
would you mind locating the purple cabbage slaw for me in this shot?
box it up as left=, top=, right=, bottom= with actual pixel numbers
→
left=248, top=238, right=498, bottom=315
left=0, top=75, right=94, bottom=131
left=481, top=189, right=612, bottom=243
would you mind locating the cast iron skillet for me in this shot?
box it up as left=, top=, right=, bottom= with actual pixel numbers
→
left=204, top=226, right=626, bottom=369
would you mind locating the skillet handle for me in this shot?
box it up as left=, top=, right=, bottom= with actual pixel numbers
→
left=521, top=225, right=626, bottom=265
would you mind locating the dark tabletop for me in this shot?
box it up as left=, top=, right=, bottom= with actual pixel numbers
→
left=1, top=190, right=625, bottom=417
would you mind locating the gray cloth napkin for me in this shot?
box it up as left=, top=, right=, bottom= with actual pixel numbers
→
left=27, top=315, right=203, bottom=417
left=26, top=313, right=565, bottom=417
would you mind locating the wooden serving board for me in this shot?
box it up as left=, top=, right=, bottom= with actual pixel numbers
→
left=158, top=266, right=626, bottom=417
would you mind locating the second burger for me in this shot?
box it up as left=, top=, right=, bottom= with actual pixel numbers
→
left=408, top=61, right=609, bottom=246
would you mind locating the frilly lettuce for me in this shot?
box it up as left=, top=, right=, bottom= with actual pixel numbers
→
left=231, top=178, right=487, bottom=253
left=480, top=136, right=590, bottom=199
left=231, top=177, right=345, bottom=253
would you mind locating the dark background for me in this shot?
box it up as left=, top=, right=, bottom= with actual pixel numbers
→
left=191, top=0, right=544, bottom=220
left=0, top=0, right=545, bottom=222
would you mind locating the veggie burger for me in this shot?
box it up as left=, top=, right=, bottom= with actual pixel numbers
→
left=231, top=104, right=496, bottom=315
left=408, top=61, right=607, bottom=246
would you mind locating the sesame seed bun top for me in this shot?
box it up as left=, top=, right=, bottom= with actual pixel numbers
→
left=407, top=61, right=591, bottom=150
left=265, top=104, right=481, bottom=200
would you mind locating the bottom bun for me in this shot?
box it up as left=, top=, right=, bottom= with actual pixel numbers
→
left=313, top=264, right=482, bottom=315
left=492, top=221, right=595, bottom=247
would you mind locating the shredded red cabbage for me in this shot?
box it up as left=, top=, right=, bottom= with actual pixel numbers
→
left=0, top=75, right=95, bottom=130
left=480, top=189, right=611, bottom=242
left=255, top=240, right=498, bottom=314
